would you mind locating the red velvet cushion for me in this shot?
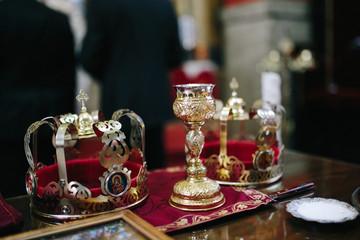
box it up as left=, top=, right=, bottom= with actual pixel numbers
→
left=36, top=159, right=142, bottom=198
left=201, top=140, right=279, bottom=169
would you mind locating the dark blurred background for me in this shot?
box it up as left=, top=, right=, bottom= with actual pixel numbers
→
left=1, top=0, right=359, bottom=198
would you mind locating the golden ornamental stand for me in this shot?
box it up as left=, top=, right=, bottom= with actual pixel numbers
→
left=169, top=84, right=225, bottom=211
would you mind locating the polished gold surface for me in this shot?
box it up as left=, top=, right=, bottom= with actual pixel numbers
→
left=76, top=89, right=95, bottom=136
left=23, top=91, right=148, bottom=221
left=24, top=118, right=148, bottom=220
left=169, top=84, right=225, bottom=211
left=204, top=105, right=284, bottom=186
left=225, top=78, right=247, bottom=120
left=203, top=79, right=285, bottom=186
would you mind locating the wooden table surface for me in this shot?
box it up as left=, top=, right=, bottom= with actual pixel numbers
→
left=169, top=149, right=360, bottom=240
left=3, top=149, right=360, bottom=239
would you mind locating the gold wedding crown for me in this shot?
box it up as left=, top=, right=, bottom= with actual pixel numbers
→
left=24, top=90, right=148, bottom=223
left=202, top=78, right=286, bottom=186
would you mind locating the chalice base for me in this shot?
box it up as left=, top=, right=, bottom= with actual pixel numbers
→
left=169, top=177, right=226, bottom=211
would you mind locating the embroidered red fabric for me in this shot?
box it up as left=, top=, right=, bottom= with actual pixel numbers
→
left=133, top=166, right=274, bottom=232
left=0, top=193, right=23, bottom=234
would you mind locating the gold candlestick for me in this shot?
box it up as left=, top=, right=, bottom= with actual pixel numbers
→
left=169, top=84, right=225, bottom=211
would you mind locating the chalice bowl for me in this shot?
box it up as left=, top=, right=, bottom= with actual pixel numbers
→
left=169, top=84, right=225, bottom=211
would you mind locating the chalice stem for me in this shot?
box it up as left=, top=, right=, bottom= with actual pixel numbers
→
left=185, top=122, right=204, bottom=160
left=185, top=121, right=207, bottom=178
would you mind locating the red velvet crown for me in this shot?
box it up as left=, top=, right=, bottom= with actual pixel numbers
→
left=200, top=79, right=286, bottom=186
left=24, top=91, right=148, bottom=222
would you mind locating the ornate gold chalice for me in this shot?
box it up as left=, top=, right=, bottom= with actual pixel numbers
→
left=169, top=84, right=225, bottom=211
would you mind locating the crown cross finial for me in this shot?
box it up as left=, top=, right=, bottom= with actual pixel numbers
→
left=230, top=78, right=239, bottom=97
left=76, top=89, right=89, bottom=113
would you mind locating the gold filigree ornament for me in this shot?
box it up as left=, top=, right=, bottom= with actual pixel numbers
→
left=169, top=84, right=225, bottom=211
left=24, top=90, right=148, bottom=224
left=202, top=78, right=286, bottom=186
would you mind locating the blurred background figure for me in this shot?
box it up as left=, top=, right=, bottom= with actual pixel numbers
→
left=0, top=0, right=75, bottom=198
left=39, top=0, right=101, bottom=113
left=81, top=0, right=184, bottom=170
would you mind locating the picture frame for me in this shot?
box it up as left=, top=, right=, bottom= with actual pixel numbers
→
left=3, top=210, right=173, bottom=240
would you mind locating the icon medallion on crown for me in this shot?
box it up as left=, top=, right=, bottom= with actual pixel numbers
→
left=24, top=90, right=148, bottom=223
left=201, top=78, right=286, bottom=186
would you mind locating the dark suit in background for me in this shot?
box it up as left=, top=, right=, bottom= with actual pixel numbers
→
left=0, top=0, right=75, bottom=198
left=81, top=0, right=184, bottom=169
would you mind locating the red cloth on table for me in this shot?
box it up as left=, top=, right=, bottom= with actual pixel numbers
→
left=133, top=166, right=274, bottom=232
left=0, top=193, right=23, bottom=233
